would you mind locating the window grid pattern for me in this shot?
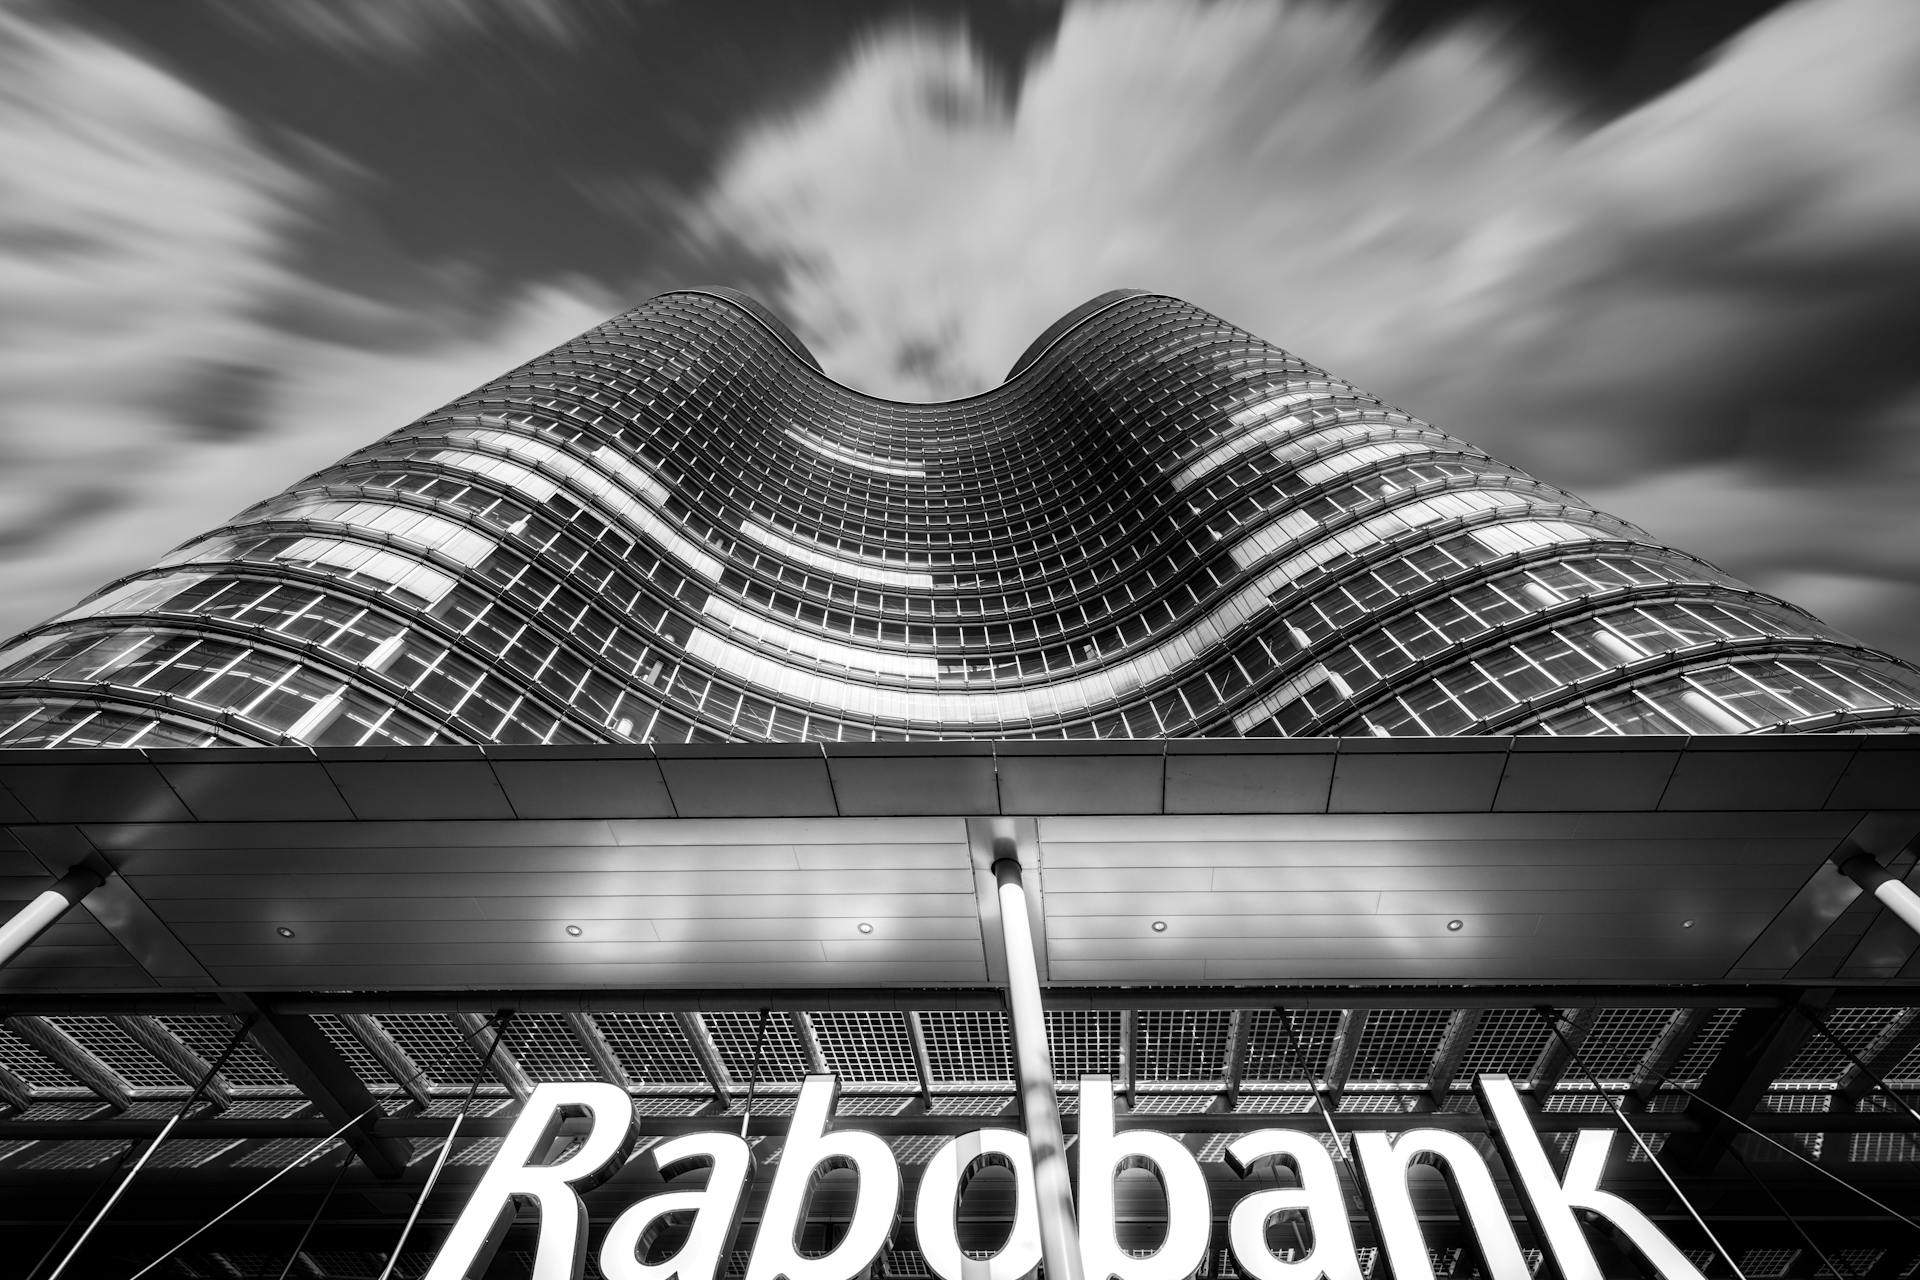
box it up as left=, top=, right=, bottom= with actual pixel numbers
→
left=703, top=1010, right=811, bottom=1084
left=46, top=1017, right=183, bottom=1092
left=373, top=1015, right=502, bottom=1095
left=1045, top=1010, right=1120, bottom=1080
left=3, top=289, right=1916, bottom=748
left=1778, top=1008, right=1900, bottom=1085
left=1138, top=1011, right=1233, bottom=1083
left=919, top=1011, right=1013, bottom=1085
left=1454, top=1010, right=1555, bottom=1080
left=809, top=1012, right=917, bottom=1082
left=594, top=1014, right=709, bottom=1087
left=500, top=1013, right=600, bottom=1083
left=1349, top=1010, right=1455, bottom=1083
left=1568, top=1007, right=1679, bottom=1082
left=157, top=1016, right=292, bottom=1092
left=1242, top=1009, right=1343, bottom=1083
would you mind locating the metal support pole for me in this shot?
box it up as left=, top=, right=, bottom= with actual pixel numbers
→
left=992, top=858, right=1083, bottom=1280
left=0, top=868, right=104, bottom=969
left=1837, top=852, right=1920, bottom=939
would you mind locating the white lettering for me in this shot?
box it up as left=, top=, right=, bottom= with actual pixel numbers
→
left=1224, top=1130, right=1362, bottom=1280
left=602, top=1130, right=755, bottom=1280
left=914, top=1129, right=1042, bottom=1280
left=424, top=1081, right=639, bottom=1280
left=745, top=1075, right=901, bottom=1280
left=1077, top=1075, right=1211, bottom=1280
left=1353, top=1128, right=1531, bottom=1280
left=1477, top=1075, right=1710, bottom=1280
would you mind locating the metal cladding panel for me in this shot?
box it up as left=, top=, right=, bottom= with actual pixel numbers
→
left=0, top=739, right=1910, bottom=992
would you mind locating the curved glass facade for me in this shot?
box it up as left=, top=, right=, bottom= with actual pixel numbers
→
left=2, top=289, right=1918, bottom=747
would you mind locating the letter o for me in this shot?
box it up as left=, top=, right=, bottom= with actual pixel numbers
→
left=913, top=1129, right=1041, bottom=1280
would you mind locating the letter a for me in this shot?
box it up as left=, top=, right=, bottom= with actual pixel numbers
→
left=1078, top=1075, right=1210, bottom=1280
left=745, top=1074, right=901, bottom=1280
left=602, top=1130, right=754, bottom=1280
left=425, top=1080, right=639, bottom=1280
left=1477, top=1075, right=1710, bottom=1280
left=1224, top=1130, right=1362, bottom=1280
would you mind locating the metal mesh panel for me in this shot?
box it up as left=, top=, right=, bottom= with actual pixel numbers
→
left=19, top=1139, right=126, bottom=1170
left=375, top=1015, right=499, bottom=1093
left=145, top=1138, right=246, bottom=1168
left=705, top=1010, right=809, bottom=1084
left=1243, top=1009, right=1341, bottom=1083
left=313, top=1014, right=405, bottom=1095
left=811, top=1012, right=916, bottom=1082
left=158, top=1015, right=292, bottom=1091
left=0, top=1024, right=81, bottom=1091
left=1739, top=1250, right=1800, bottom=1277
left=47, top=1016, right=182, bottom=1091
left=1671, top=1008, right=1744, bottom=1084
left=595, top=1012, right=708, bottom=1086
left=838, top=1095, right=912, bottom=1116
left=1129, top=1094, right=1213, bottom=1114
left=920, top=1011, right=1012, bottom=1084
left=501, top=1013, right=599, bottom=1083
left=1232, top=1094, right=1315, bottom=1113
left=1337, top=1092, right=1422, bottom=1114
left=1046, top=1010, right=1119, bottom=1079
left=1815, top=1250, right=1885, bottom=1277
left=929, top=1095, right=1010, bottom=1116
left=888, top=1135, right=948, bottom=1166
left=1455, top=1009, right=1554, bottom=1079
left=1138, top=1011, right=1231, bottom=1083
left=1570, top=1008, right=1677, bottom=1081
left=1778, top=1007, right=1899, bottom=1085
left=1350, top=1010, right=1453, bottom=1083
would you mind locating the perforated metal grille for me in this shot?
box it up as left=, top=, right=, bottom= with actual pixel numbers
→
left=1350, top=1010, right=1453, bottom=1082
left=158, top=1015, right=291, bottom=1091
left=500, top=1013, right=598, bottom=1082
left=1671, top=1008, right=1743, bottom=1084
left=0, top=1025, right=80, bottom=1091
left=47, top=1016, right=182, bottom=1091
left=595, top=1013, right=708, bottom=1086
left=1242, top=1009, right=1341, bottom=1082
left=1138, top=1011, right=1231, bottom=1082
left=1046, top=1010, right=1119, bottom=1079
left=705, top=1010, right=809, bottom=1083
left=919, top=1011, right=1012, bottom=1084
left=375, top=1015, right=499, bottom=1093
left=1779, top=1008, right=1899, bottom=1084
left=811, top=1012, right=916, bottom=1081
left=1568, top=1007, right=1677, bottom=1081
left=1455, top=1009, right=1553, bottom=1079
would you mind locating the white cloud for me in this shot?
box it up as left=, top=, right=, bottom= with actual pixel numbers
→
left=695, top=0, right=1920, bottom=659
left=0, top=9, right=620, bottom=640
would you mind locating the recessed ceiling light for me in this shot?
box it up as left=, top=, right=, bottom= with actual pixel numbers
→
left=1446, top=919, right=1464, bottom=932
left=565, top=924, right=583, bottom=937
left=1151, top=920, right=1168, bottom=933
left=1681, top=919, right=1695, bottom=929
left=276, top=926, right=295, bottom=938
left=858, top=922, right=874, bottom=934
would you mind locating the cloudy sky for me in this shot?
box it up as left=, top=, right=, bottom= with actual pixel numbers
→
left=5, top=0, right=1920, bottom=664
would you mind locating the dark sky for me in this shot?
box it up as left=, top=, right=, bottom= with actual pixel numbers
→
left=4, top=0, right=1919, bottom=669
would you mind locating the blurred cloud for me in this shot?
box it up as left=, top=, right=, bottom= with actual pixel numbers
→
left=692, top=0, right=1920, bottom=658
left=3, top=0, right=1919, bottom=669
left=0, top=9, right=618, bottom=636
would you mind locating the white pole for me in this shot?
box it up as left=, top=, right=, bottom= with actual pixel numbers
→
left=1838, top=853, right=1920, bottom=939
left=0, top=868, right=103, bottom=969
left=993, top=858, right=1084, bottom=1280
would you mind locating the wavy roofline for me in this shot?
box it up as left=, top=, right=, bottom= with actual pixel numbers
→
left=653, top=286, right=1164, bottom=407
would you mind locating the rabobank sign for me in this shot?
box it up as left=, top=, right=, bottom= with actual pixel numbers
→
left=423, top=1073, right=1713, bottom=1280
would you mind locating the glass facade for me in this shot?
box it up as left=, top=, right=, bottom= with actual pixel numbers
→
left=2, top=287, right=1918, bottom=746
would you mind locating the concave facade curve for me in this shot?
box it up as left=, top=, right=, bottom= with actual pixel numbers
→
left=3, top=290, right=1920, bottom=748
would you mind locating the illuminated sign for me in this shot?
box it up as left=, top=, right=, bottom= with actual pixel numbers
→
left=424, top=1073, right=1713, bottom=1280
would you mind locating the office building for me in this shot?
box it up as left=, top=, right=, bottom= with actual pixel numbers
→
left=0, top=293, right=1915, bottom=1277
left=1, top=289, right=1917, bottom=747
